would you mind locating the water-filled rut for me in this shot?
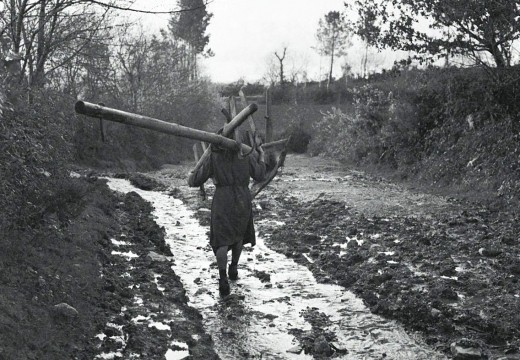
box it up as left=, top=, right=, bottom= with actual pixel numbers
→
left=106, top=178, right=445, bottom=359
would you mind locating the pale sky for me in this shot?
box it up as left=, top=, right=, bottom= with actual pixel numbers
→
left=131, top=0, right=403, bottom=83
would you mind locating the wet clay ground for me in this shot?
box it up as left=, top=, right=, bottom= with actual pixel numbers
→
left=7, top=153, right=518, bottom=359
left=149, top=153, right=520, bottom=359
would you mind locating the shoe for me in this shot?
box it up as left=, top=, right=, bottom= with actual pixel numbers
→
left=219, top=278, right=230, bottom=296
left=229, top=264, right=238, bottom=280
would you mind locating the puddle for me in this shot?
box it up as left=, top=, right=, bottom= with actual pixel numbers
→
left=106, top=178, right=446, bottom=359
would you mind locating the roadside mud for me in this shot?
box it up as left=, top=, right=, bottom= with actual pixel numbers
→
left=251, top=154, right=520, bottom=359
left=92, top=185, right=218, bottom=360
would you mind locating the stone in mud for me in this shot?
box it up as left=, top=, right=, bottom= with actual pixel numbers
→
left=430, top=307, right=442, bottom=318
left=104, top=327, right=119, bottom=337
left=347, top=240, right=359, bottom=249
left=369, top=243, right=382, bottom=254
left=221, top=326, right=235, bottom=336
left=52, top=303, right=79, bottom=321
left=369, top=272, right=393, bottom=286
left=433, top=284, right=459, bottom=301
left=253, top=270, right=271, bottom=283
left=500, top=235, right=516, bottom=245
left=119, top=287, right=133, bottom=299
left=450, top=339, right=483, bottom=359
left=347, top=227, right=358, bottom=236
left=313, top=335, right=332, bottom=356
left=478, top=247, right=502, bottom=257
left=440, top=265, right=457, bottom=277
left=508, top=260, right=520, bottom=275
left=330, top=342, right=349, bottom=353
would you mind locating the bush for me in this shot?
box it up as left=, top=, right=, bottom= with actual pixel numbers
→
left=0, top=87, right=75, bottom=230
left=308, top=65, right=520, bottom=202
left=308, top=84, right=399, bottom=165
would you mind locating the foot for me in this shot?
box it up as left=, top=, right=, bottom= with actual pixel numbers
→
left=229, top=264, right=238, bottom=280
left=219, top=278, right=230, bottom=296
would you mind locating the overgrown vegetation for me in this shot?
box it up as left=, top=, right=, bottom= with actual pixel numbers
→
left=307, top=65, right=520, bottom=204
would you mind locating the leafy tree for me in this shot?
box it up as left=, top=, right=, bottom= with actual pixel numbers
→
left=168, top=0, right=213, bottom=80
left=315, top=11, right=351, bottom=89
left=352, top=0, right=520, bottom=68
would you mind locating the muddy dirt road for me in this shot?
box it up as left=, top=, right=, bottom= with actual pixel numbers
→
left=104, top=153, right=519, bottom=359
left=250, top=154, right=520, bottom=359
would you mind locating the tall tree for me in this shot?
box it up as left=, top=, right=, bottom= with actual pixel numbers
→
left=353, top=0, right=520, bottom=68
left=315, top=11, right=351, bottom=89
left=168, top=0, right=212, bottom=80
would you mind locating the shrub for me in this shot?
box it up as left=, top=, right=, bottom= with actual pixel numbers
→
left=0, top=87, right=75, bottom=231
left=308, top=65, right=520, bottom=202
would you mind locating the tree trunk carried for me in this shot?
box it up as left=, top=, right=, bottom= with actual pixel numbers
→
left=75, top=100, right=257, bottom=152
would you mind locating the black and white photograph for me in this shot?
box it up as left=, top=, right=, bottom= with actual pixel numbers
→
left=1, top=0, right=520, bottom=359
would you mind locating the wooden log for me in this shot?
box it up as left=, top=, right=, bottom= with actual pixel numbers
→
left=262, top=138, right=288, bottom=152
left=193, top=143, right=201, bottom=162
left=98, top=102, right=106, bottom=142
left=190, top=97, right=256, bottom=175
left=239, top=87, right=256, bottom=133
left=75, top=100, right=257, bottom=151
left=229, top=96, right=239, bottom=140
left=75, top=100, right=288, bottom=197
left=251, top=145, right=288, bottom=199
left=265, top=86, right=273, bottom=142
left=221, top=108, right=232, bottom=122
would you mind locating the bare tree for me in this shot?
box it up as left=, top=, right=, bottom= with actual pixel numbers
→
left=315, top=11, right=351, bottom=90
left=0, top=0, right=121, bottom=88
left=274, top=46, right=287, bottom=87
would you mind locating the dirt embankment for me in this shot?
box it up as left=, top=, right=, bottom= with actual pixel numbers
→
left=251, top=154, right=520, bottom=359
left=0, top=175, right=218, bottom=360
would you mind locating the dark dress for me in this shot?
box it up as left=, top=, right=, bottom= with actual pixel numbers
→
left=188, top=148, right=266, bottom=249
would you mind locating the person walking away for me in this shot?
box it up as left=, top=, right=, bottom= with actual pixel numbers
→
left=188, top=135, right=266, bottom=296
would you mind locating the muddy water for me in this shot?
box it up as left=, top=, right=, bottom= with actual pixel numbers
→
left=106, top=178, right=445, bottom=359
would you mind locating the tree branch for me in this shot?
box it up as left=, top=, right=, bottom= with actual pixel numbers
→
left=82, top=0, right=214, bottom=15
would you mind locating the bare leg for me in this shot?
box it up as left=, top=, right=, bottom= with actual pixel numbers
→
left=231, top=239, right=243, bottom=265
left=215, top=245, right=228, bottom=279
left=215, top=245, right=230, bottom=296
left=229, top=240, right=243, bottom=280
